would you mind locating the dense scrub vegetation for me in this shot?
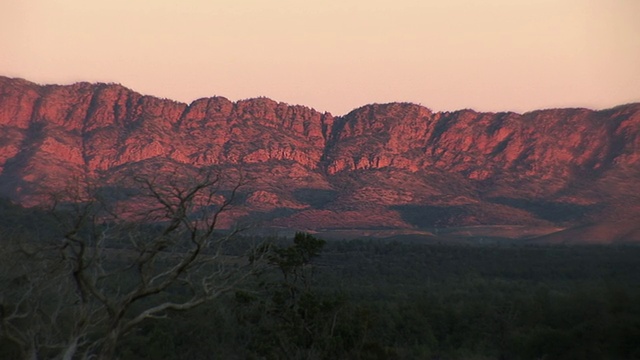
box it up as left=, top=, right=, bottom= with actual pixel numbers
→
left=32, top=238, right=640, bottom=359
left=124, top=238, right=639, bottom=360
left=68, top=236, right=637, bottom=360
left=2, top=196, right=639, bottom=359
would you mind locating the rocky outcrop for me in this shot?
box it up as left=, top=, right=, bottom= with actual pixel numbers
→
left=324, top=103, right=639, bottom=179
left=1, top=76, right=639, bottom=240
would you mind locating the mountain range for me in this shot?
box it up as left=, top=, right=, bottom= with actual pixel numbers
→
left=1, top=76, right=639, bottom=243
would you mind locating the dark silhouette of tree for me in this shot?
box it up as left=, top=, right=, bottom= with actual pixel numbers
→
left=0, top=168, right=263, bottom=360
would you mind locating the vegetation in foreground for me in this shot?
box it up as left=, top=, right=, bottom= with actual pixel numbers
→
left=114, top=238, right=640, bottom=360
left=1, top=195, right=640, bottom=359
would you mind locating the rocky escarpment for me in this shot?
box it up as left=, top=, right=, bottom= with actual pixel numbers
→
left=1, top=76, right=639, bottom=242
left=325, top=102, right=639, bottom=179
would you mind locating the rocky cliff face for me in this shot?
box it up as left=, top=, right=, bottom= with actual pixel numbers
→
left=1, top=76, right=639, bottom=242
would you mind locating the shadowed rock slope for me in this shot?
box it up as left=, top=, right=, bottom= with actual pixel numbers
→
left=1, top=76, right=639, bottom=242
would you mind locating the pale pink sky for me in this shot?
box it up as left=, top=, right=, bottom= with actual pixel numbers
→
left=1, top=0, right=639, bottom=115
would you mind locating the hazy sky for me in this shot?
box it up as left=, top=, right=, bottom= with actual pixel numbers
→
left=2, top=0, right=639, bottom=115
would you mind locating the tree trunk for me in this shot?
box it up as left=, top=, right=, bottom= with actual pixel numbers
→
left=62, top=336, right=79, bottom=360
left=96, top=330, right=119, bottom=360
left=25, top=344, right=38, bottom=360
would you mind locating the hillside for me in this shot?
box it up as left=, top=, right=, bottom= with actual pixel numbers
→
left=1, top=76, right=639, bottom=242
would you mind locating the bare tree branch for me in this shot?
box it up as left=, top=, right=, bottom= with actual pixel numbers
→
left=0, top=167, right=267, bottom=359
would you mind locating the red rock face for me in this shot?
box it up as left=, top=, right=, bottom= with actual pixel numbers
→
left=1, top=76, right=639, bottom=239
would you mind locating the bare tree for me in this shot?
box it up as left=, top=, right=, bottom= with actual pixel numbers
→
left=0, top=168, right=264, bottom=359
